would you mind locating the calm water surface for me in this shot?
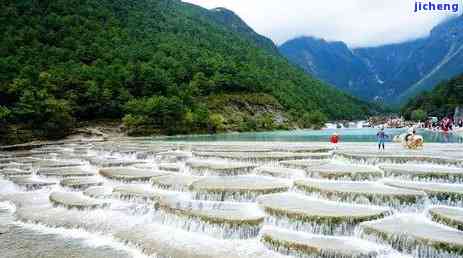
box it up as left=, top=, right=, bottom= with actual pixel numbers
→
left=166, top=128, right=463, bottom=143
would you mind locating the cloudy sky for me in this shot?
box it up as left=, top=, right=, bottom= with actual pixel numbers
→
left=183, top=0, right=461, bottom=48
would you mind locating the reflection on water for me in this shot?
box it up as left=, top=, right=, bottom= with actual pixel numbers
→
left=423, top=130, right=463, bottom=143
left=165, top=128, right=463, bottom=143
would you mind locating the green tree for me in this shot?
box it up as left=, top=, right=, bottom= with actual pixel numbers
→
left=0, top=106, right=10, bottom=122
left=208, top=113, right=225, bottom=132
left=122, top=114, right=145, bottom=128
left=124, top=96, right=188, bottom=134
left=411, top=109, right=427, bottom=122
left=300, top=111, right=327, bottom=129
left=402, top=74, right=463, bottom=119
left=256, top=114, right=275, bottom=130
left=0, top=106, right=11, bottom=131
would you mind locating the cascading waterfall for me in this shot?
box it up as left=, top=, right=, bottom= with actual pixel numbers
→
left=1, top=140, right=463, bottom=258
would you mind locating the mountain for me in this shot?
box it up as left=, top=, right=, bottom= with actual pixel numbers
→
left=279, top=15, right=463, bottom=104
left=206, top=7, right=279, bottom=55
left=401, top=73, right=463, bottom=119
left=279, top=37, right=379, bottom=100
left=0, top=0, right=375, bottom=143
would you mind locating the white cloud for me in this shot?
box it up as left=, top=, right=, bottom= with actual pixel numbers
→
left=183, top=0, right=461, bottom=48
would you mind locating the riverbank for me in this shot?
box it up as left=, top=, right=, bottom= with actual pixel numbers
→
left=2, top=126, right=462, bottom=151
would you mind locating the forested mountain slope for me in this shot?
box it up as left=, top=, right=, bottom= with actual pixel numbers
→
left=0, top=0, right=375, bottom=143
left=402, top=74, right=463, bottom=119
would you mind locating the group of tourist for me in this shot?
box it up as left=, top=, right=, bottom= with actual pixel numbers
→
left=330, top=127, right=426, bottom=151
left=423, top=117, right=463, bottom=132
left=329, top=127, right=390, bottom=151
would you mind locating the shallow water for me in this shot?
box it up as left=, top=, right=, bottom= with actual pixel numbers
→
left=162, top=128, right=463, bottom=143
left=1, top=139, right=463, bottom=258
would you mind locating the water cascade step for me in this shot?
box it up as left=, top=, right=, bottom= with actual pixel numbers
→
left=278, top=159, right=329, bottom=170
left=379, top=164, right=463, bottom=182
left=112, top=184, right=167, bottom=202
left=83, top=186, right=113, bottom=199
left=99, top=168, right=170, bottom=181
left=383, top=179, right=463, bottom=202
left=34, top=159, right=84, bottom=168
left=88, top=157, right=145, bottom=167
left=37, top=167, right=95, bottom=177
left=295, top=178, right=426, bottom=207
left=261, top=226, right=386, bottom=258
left=194, top=152, right=330, bottom=162
left=115, top=223, right=287, bottom=258
left=307, top=163, right=383, bottom=180
left=49, top=191, right=110, bottom=209
left=159, top=194, right=265, bottom=238
left=360, top=214, right=463, bottom=256
left=256, top=166, right=306, bottom=179
left=158, top=163, right=181, bottom=172
left=257, top=192, right=390, bottom=235
left=190, top=176, right=292, bottom=201
left=151, top=174, right=200, bottom=191
left=2, top=140, right=463, bottom=258
left=0, top=169, right=32, bottom=176
left=428, top=206, right=463, bottom=230
left=60, top=177, right=104, bottom=189
left=15, top=205, right=139, bottom=234
left=338, top=152, right=463, bottom=166
left=9, top=176, right=56, bottom=190
left=186, top=160, right=256, bottom=176
left=157, top=150, right=192, bottom=161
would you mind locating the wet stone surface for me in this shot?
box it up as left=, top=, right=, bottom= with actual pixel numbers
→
left=112, top=184, right=167, bottom=202
left=60, top=177, right=104, bottom=189
left=151, top=174, right=200, bottom=191
left=9, top=177, right=56, bottom=190
left=306, top=163, right=383, bottom=180
left=379, top=164, right=463, bottom=181
left=0, top=169, right=32, bottom=176
left=37, top=167, right=95, bottom=177
left=428, top=206, right=463, bottom=230
left=99, top=167, right=170, bottom=181
left=186, top=160, right=256, bottom=176
left=256, top=166, right=306, bottom=179
left=261, top=226, right=386, bottom=257
left=383, top=179, right=463, bottom=203
left=279, top=159, right=330, bottom=170
left=83, top=186, right=114, bottom=199
left=257, top=193, right=389, bottom=227
left=294, top=178, right=426, bottom=206
left=360, top=214, right=463, bottom=255
left=190, top=175, right=292, bottom=201
left=49, top=191, right=110, bottom=209
left=158, top=195, right=266, bottom=238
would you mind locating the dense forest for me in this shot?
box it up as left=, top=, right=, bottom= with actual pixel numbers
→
left=402, top=73, right=463, bottom=120
left=0, top=0, right=377, bottom=143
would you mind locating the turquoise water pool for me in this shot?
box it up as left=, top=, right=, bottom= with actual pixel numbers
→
left=166, top=128, right=463, bottom=143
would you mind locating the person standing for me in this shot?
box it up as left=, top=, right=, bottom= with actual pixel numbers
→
left=376, top=128, right=388, bottom=151
left=330, top=132, right=340, bottom=149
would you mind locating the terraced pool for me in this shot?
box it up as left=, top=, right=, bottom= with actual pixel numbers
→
left=1, top=139, right=463, bottom=258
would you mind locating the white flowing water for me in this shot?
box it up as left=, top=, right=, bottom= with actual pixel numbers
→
left=1, top=139, right=463, bottom=258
